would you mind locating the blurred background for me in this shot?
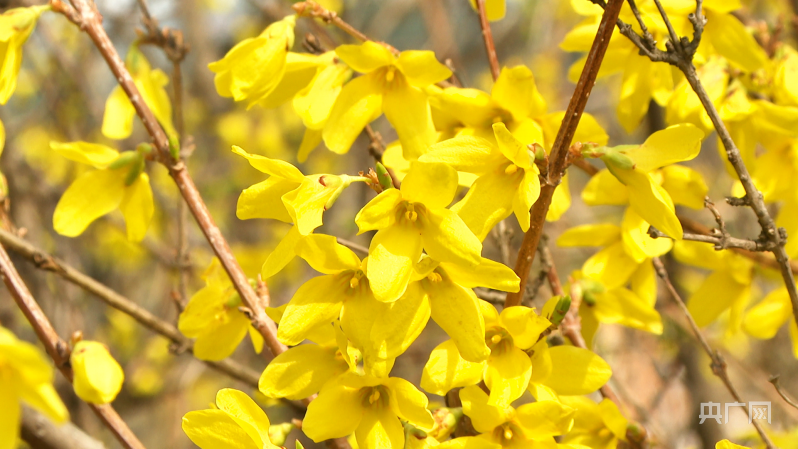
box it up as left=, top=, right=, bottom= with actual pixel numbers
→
left=1, top=0, right=798, bottom=447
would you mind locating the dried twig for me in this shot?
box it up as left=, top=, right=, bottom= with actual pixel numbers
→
left=292, top=1, right=398, bottom=54
left=0, top=242, right=146, bottom=449
left=653, top=257, right=776, bottom=449
left=505, top=0, right=625, bottom=307
left=474, top=0, right=500, bottom=81
left=769, top=375, right=798, bottom=410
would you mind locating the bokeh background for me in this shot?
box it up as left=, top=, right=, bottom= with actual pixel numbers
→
left=1, top=0, right=798, bottom=447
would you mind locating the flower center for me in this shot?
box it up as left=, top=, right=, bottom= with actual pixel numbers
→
left=485, top=326, right=514, bottom=355
left=504, top=164, right=518, bottom=175
left=359, top=385, right=389, bottom=409
left=349, top=270, right=365, bottom=290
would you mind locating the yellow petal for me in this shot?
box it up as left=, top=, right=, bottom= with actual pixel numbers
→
left=451, top=172, right=517, bottom=241
left=428, top=279, right=489, bottom=362
left=232, top=145, right=304, bottom=181
left=402, top=161, right=458, bottom=209
left=609, top=165, right=682, bottom=239
left=742, top=287, right=791, bottom=339
left=282, top=175, right=339, bottom=235
left=459, top=385, right=509, bottom=434
left=369, top=282, right=431, bottom=360
left=593, top=287, right=663, bottom=334
left=620, top=207, right=672, bottom=262
left=513, top=167, right=541, bottom=232
left=355, top=405, right=404, bottom=449
left=278, top=274, right=347, bottom=345
left=468, top=0, right=506, bottom=21
left=440, top=257, right=520, bottom=292
left=294, top=59, right=351, bottom=129
left=557, top=224, right=620, bottom=247
left=119, top=173, right=153, bottom=242
left=598, top=398, right=628, bottom=439
left=582, top=241, right=639, bottom=290
left=261, top=225, right=302, bottom=279
left=297, top=127, right=323, bottom=163
left=182, top=409, right=259, bottom=449
left=705, top=11, right=769, bottom=73
left=295, top=234, right=361, bottom=274
left=53, top=169, right=126, bottom=237
left=258, top=52, right=322, bottom=109
left=625, top=123, right=704, bottom=172
left=546, top=171, right=571, bottom=222
left=581, top=169, right=629, bottom=206
left=236, top=177, right=298, bottom=222
left=484, top=346, right=532, bottom=407
left=395, top=51, right=452, bottom=87
left=421, top=340, right=485, bottom=396
left=660, top=165, right=708, bottom=209
left=539, top=346, right=612, bottom=396
left=335, top=41, right=395, bottom=73
left=259, top=344, right=347, bottom=400
left=355, top=189, right=403, bottom=233
left=215, top=389, right=278, bottom=448
left=493, top=122, right=532, bottom=168
left=499, top=306, right=550, bottom=349
left=423, top=208, right=483, bottom=267
left=50, top=141, right=120, bottom=169
left=420, top=135, right=501, bottom=175
left=617, top=52, right=652, bottom=133
left=192, top=312, right=250, bottom=361
left=303, top=381, right=363, bottom=441
left=367, top=224, right=423, bottom=302
left=492, top=66, right=546, bottom=121
left=383, top=74, right=436, bottom=160
left=323, top=72, right=384, bottom=154
left=386, top=377, right=435, bottom=430
left=515, top=401, right=575, bottom=439
left=0, top=378, right=20, bottom=449
left=71, top=341, right=124, bottom=404
left=687, top=270, right=750, bottom=327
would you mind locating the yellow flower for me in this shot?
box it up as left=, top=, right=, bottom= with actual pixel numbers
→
left=0, top=5, right=49, bottom=104
left=460, top=385, right=574, bottom=448
left=302, top=372, right=435, bottom=449
left=355, top=161, right=482, bottom=302
left=323, top=41, right=452, bottom=159
left=674, top=240, right=754, bottom=333
left=526, top=336, right=613, bottom=401
left=71, top=340, right=125, bottom=404
left=182, top=389, right=282, bottom=449
left=178, top=258, right=264, bottom=361
left=420, top=122, right=540, bottom=240
left=51, top=141, right=154, bottom=242
left=716, top=440, right=750, bottom=449
left=559, top=396, right=629, bottom=449
left=467, top=0, right=506, bottom=21
left=589, top=123, right=704, bottom=239
left=208, top=15, right=296, bottom=107
left=102, top=44, right=177, bottom=139
left=742, top=287, right=798, bottom=358
left=422, top=302, right=551, bottom=407
left=0, top=326, right=68, bottom=449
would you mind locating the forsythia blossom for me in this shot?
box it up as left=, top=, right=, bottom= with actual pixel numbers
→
left=0, top=5, right=48, bottom=104
left=70, top=340, right=125, bottom=405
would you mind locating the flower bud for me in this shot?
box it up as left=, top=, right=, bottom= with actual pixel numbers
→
left=548, top=295, right=571, bottom=327
left=268, top=422, right=294, bottom=446
left=375, top=162, right=394, bottom=190
left=71, top=340, right=124, bottom=404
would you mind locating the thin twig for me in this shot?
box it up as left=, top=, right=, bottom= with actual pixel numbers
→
left=474, top=0, right=500, bottom=81
left=648, top=227, right=777, bottom=252
left=0, top=228, right=262, bottom=388
left=653, top=257, right=777, bottom=449
left=0, top=243, right=146, bottom=449
left=505, top=0, right=625, bottom=307
left=292, top=1, right=398, bottom=54
left=769, top=375, right=798, bottom=410
left=21, top=405, right=107, bottom=449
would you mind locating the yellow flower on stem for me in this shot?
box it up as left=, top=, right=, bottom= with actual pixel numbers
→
left=742, top=287, right=798, bottom=358
left=422, top=302, right=550, bottom=408
left=102, top=44, right=178, bottom=139
left=355, top=161, right=482, bottom=302
left=178, top=258, right=264, bottom=361
left=586, top=123, right=704, bottom=239
left=323, top=41, right=452, bottom=159
left=0, top=326, right=68, bottom=449
left=70, top=340, right=125, bottom=405
left=0, top=5, right=49, bottom=104
left=208, top=15, right=296, bottom=107
left=51, top=141, right=154, bottom=242
left=420, top=122, right=540, bottom=241
left=460, top=385, right=574, bottom=448
left=302, top=372, right=435, bottom=449
left=182, top=389, right=282, bottom=449
left=467, top=0, right=506, bottom=21
left=559, top=396, right=629, bottom=449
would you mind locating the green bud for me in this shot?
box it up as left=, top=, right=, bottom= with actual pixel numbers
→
left=531, top=143, right=546, bottom=161
left=375, top=162, right=394, bottom=190
left=582, top=290, right=596, bottom=307
left=548, top=295, right=571, bottom=327
left=123, top=152, right=146, bottom=186
left=225, top=293, right=243, bottom=309
left=108, top=151, right=140, bottom=170
left=296, top=441, right=305, bottom=449
left=168, top=135, right=181, bottom=161
left=268, top=422, right=294, bottom=446
left=426, top=407, right=462, bottom=441
left=136, top=142, right=153, bottom=156
left=601, top=148, right=636, bottom=171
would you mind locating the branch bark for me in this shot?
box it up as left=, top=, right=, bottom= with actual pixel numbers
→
left=505, top=0, right=624, bottom=307
left=0, top=243, right=146, bottom=449
left=21, top=405, right=106, bottom=449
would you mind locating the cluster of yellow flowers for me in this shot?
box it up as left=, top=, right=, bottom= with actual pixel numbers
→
left=1, top=0, right=795, bottom=448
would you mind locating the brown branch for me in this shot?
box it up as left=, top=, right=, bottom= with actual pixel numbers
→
left=292, top=1, right=398, bottom=54
left=505, top=0, right=624, bottom=307
left=648, top=226, right=776, bottom=252
left=52, top=0, right=285, bottom=358
left=653, top=257, right=777, bottom=449
left=0, top=243, right=146, bottom=449
left=21, top=405, right=107, bottom=449
left=769, top=375, right=798, bottom=410
left=0, top=228, right=262, bottom=387
left=475, top=0, right=500, bottom=81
